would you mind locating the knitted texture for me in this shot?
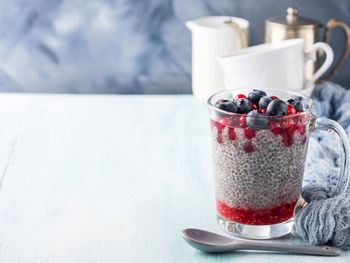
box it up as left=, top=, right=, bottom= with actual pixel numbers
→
left=293, top=82, right=350, bottom=250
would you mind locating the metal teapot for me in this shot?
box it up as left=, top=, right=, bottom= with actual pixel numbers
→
left=265, top=7, right=350, bottom=84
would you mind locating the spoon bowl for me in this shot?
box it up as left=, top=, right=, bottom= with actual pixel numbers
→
left=182, top=228, right=237, bottom=252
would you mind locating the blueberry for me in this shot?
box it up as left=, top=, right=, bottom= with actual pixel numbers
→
left=246, top=110, right=269, bottom=129
left=235, top=98, right=253, bottom=114
left=259, top=96, right=275, bottom=109
left=291, top=95, right=310, bottom=110
left=287, top=99, right=304, bottom=112
left=266, top=100, right=288, bottom=116
left=214, top=100, right=238, bottom=116
left=248, top=89, right=267, bottom=105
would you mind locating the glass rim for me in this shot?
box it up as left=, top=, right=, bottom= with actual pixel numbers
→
left=207, top=88, right=314, bottom=119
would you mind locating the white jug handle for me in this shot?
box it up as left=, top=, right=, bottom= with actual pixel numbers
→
left=304, top=42, right=334, bottom=85
left=224, top=20, right=248, bottom=48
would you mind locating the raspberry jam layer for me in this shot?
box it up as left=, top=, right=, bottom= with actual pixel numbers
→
left=216, top=199, right=298, bottom=225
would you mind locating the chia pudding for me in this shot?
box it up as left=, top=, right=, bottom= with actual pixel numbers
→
left=210, top=90, right=310, bottom=225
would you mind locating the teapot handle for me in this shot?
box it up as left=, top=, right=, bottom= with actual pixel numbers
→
left=318, top=19, right=350, bottom=84
left=224, top=20, right=248, bottom=48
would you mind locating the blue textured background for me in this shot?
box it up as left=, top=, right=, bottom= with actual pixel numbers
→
left=0, top=0, right=350, bottom=94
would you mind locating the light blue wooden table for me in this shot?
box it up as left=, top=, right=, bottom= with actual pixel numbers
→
left=0, top=93, right=348, bottom=262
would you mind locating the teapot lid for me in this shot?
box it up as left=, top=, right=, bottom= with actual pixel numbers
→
left=267, top=7, right=322, bottom=28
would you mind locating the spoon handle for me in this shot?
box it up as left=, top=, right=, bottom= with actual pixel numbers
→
left=234, top=240, right=341, bottom=256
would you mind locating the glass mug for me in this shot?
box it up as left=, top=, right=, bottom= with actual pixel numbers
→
left=207, top=88, right=350, bottom=239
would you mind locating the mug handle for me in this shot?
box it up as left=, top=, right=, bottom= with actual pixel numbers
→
left=304, top=42, right=334, bottom=86
left=309, top=116, right=350, bottom=196
left=224, top=20, right=248, bottom=48
left=318, top=19, right=350, bottom=84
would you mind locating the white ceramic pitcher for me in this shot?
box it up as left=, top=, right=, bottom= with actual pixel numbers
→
left=186, top=16, right=249, bottom=102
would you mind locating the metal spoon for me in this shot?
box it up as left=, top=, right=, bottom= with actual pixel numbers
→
left=182, top=228, right=341, bottom=256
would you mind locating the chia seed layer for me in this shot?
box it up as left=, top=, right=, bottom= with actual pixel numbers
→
left=211, top=125, right=308, bottom=211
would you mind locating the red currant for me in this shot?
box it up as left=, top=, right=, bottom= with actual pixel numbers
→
left=234, top=94, right=248, bottom=100
left=287, top=105, right=296, bottom=115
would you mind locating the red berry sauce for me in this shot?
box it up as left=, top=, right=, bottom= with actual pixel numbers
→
left=244, top=128, right=256, bottom=139
left=228, top=127, right=236, bottom=140
left=216, top=199, right=298, bottom=225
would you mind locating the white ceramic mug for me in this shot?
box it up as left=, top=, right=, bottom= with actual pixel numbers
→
left=186, top=16, right=249, bottom=102
left=219, top=39, right=334, bottom=96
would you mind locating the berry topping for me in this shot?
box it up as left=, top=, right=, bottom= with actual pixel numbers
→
left=287, top=99, right=304, bottom=112
left=287, top=105, right=296, bottom=115
left=234, top=94, right=248, bottom=100
left=259, top=96, right=275, bottom=109
left=292, top=95, right=310, bottom=109
left=248, top=89, right=267, bottom=105
left=266, top=100, right=288, bottom=116
left=235, top=98, right=253, bottom=114
left=246, top=110, right=269, bottom=129
left=214, top=100, right=238, bottom=116
left=212, top=89, right=310, bottom=147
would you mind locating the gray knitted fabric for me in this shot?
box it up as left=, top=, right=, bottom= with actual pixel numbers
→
left=294, top=186, right=350, bottom=250
left=293, top=83, right=350, bottom=250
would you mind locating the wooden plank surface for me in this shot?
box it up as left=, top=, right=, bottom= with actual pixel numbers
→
left=0, top=93, right=348, bottom=262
